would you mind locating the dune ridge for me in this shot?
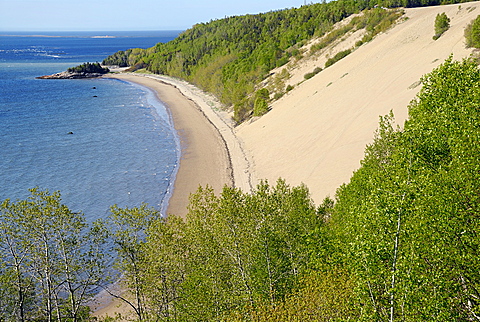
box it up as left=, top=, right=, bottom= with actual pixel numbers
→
left=237, top=2, right=479, bottom=204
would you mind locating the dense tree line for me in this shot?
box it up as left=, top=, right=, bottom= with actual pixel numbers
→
left=102, top=0, right=472, bottom=123
left=2, top=57, right=478, bottom=321
left=67, top=62, right=109, bottom=74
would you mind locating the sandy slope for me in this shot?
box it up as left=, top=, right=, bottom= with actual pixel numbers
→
left=237, top=2, right=480, bottom=204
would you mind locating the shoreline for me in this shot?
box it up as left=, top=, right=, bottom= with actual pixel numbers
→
left=91, top=72, right=254, bottom=318
left=105, top=72, right=253, bottom=214
left=105, top=73, right=238, bottom=218
left=140, top=73, right=253, bottom=193
left=91, top=72, right=252, bottom=318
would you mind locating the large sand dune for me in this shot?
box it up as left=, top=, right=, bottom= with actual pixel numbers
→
left=237, top=2, right=480, bottom=204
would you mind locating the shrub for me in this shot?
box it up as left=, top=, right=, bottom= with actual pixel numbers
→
left=276, top=57, right=289, bottom=67
left=325, top=49, right=352, bottom=68
left=304, top=66, right=323, bottom=80
left=465, top=15, right=480, bottom=48
left=253, top=88, right=270, bottom=116
left=255, top=88, right=270, bottom=101
left=433, top=12, right=450, bottom=40
left=253, top=97, right=269, bottom=116
left=233, top=104, right=251, bottom=124
left=304, top=72, right=315, bottom=80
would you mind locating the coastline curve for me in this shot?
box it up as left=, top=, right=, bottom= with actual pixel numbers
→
left=104, top=73, right=251, bottom=218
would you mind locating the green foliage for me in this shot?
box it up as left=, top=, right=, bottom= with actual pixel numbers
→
left=102, top=50, right=130, bottom=67
left=433, top=12, right=450, bottom=40
left=233, top=103, right=252, bottom=124
left=105, top=204, right=159, bottom=321
left=253, top=88, right=270, bottom=116
left=109, top=180, right=322, bottom=321
left=331, top=57, right=480, bottom=321
left=67, top=62, right=109, bottom=74
left=465, top=15, right=480, bottom=48
left=325, top=49, right=352, bottom=68
left=0, top=188, right=107, bottom=322
left=304, top=66, right=323, bottom=80
left=183, top=180, right=321, bottom=319
left=226, top=270, right=359, bottom=321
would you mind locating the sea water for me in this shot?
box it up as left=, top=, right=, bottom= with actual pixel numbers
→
left=0, top=31, right=181, bottom=221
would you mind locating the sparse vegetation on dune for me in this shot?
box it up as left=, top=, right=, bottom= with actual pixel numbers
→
left=433, top=12, right=450, bottom=40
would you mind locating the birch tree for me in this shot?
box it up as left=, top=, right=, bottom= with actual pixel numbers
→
left=0, top=189, right=108, bottom=321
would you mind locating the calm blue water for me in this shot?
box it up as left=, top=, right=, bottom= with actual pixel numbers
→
left=0, top=31, right=182, bottom=220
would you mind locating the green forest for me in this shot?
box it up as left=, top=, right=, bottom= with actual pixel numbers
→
left=1, top=56, right=479, bottom=321
left=67, top=62, right=109, bottom=74
left=103, top=0, right=473, bottom=122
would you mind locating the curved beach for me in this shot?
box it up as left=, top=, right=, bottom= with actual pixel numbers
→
left=93, top=73, right=252, bottom=317
left=105, top=73, right=250, bottom=218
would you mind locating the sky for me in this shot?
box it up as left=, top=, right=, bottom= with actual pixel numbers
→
left=0, top=0, right=308, bottom=31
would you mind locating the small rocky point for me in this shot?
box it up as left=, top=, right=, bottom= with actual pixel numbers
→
left=36, top=71, right=105, bottom=79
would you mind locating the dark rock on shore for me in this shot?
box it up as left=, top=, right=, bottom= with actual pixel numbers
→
left=36, top=71, right=105, bottom=79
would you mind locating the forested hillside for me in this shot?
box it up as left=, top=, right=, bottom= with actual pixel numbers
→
left=103, top=0, right=473, bottom=122
left=2, top=57, right=479, bottom=321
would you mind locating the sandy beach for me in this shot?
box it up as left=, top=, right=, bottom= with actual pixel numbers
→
left=105, top=73, right=236, bottom=218
left=91, top=73, right=239, bottom=318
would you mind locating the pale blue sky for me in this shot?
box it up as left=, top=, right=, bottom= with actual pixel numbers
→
left=0, top=0, right=308, bottom=31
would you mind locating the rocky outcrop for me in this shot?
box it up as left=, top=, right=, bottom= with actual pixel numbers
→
left=36, top=71, right=105, bottom=79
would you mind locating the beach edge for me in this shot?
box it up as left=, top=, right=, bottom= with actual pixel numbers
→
left=104, top=73, right=251, bottom=218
